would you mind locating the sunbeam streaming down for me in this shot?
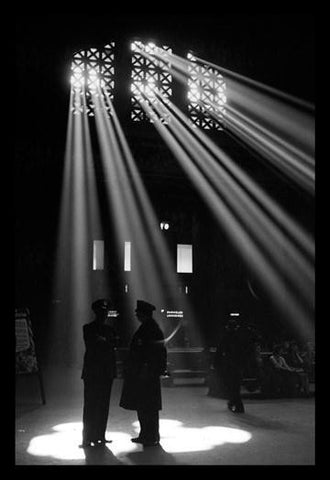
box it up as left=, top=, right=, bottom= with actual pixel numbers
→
left=90, top=84, right=203, bottom=345
left=141, top=45, right=314, bottom=195
left=132, top=66, right=314, bottom=341
left=49, top=40, right=314, bottom=367
left=196, top=56, right=314, bottom=190
left=48, top=86, right=108, bottom=366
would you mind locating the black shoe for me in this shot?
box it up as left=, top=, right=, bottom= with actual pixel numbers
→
left=79, top=441, right=93, bottom=448
left=227, top=402, right=235, bottom=412
left=228, top=404, right=245, bottom=413
left=143, top=441, right=160, bottom=447
left=131, top=437, right=145, bottom=444
left=235, top=407, right=245, bottom=413
left=94, top=439, right=112, bottom=446
left=98, top=438, right=112, bottom=444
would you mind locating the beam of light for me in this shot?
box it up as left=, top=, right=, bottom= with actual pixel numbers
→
left=135, top=86, right=314, bottom=342
left=26, top=420, right=251, bottom=460
left=199, top=58, right=315, bottom=194
left=156, top=92, right=314, bottom=274
left=102, top=89, right=203, bottom=346
left=54, top=86, right=90, bottom=366
left=146, top=91, right=314, bottom=339
left=47, top=85, right=108, bottom=367
left=90, top=85, right=203, bottom=347
left=201, top=93, right=314, bottom=195
left=194, top=55, right=314, bottom=110
left=131, top=47, right=314, bottom=272
left=142, top=46, right=314, bottom=196
left=92, top=91, right=161, bottom=307
left=88, top=92, right=143, bottom=326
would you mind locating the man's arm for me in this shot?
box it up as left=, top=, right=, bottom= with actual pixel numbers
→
left=142, top=328, right=167, bottom=377
left=83, top=324, right=106, bottom=348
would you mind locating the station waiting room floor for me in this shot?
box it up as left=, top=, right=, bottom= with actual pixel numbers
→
left=15, top=366, right=315, bottom=466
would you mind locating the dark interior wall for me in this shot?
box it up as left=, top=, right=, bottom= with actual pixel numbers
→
left=15, top=14, right=315, bottom=354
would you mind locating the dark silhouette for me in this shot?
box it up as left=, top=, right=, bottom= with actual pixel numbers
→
left=286, top=341, right=310, bottom=396
left=216, top=315, right=250, bottom=413
left=301, top=341, right=315, bottom=383
left=126, top=444, right=178, bottom=465
left=80, top=299, right=118, bottom=448
left=84, top=443, right=124, bottom=465
left=120, top=300, right=167, bottom=447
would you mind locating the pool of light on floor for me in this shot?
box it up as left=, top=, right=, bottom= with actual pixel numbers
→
left=26, top=419, right=252, bottom=460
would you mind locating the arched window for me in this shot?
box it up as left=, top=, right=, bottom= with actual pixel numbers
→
left=70, top=43, right=115, bottom=116
left=130, top=41, right=173, bottom=123
left=187, top=53, right=226, bottom=130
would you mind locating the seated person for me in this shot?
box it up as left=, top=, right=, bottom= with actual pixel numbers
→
left=301, top=341, right=315, bottom=382
left=250, top=343, right=264, bottom=385
left=281, top=340, right=291, bottom=362
left=286, top=341, right=310, bottom=396
left=269, top=344, right=297, bottom=396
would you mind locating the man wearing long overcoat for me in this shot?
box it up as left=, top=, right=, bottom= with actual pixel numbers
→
left=80, top=299, right=118, bottom=447
left=120, top=300, right=167, bottom=446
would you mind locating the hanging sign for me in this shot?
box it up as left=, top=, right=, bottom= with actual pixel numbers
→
left=15, top=308, right=39, bottom=374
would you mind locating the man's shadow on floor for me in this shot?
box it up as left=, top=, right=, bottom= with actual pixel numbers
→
left=126, top=444, right=178, bottom=465
left=83, top=444, right=124, bottom=465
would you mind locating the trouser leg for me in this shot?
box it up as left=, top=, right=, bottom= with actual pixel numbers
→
left=82, top=380, right=98, bottom=443
left=94, top=380, right=112, bottom=441
left=137, top=410, right=146, bottom=439
left=232, top=370, right=243, bottom=407
left=137, top=410, right=160, bottom=442
left=225, top=367, right=244, bottom=412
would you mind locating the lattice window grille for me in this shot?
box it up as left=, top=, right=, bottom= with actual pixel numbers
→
left=131, top=41, right=173, bottom=124
left=187, top=53, right=226, bottom=130
left=70, top=44, right=115, bottom=116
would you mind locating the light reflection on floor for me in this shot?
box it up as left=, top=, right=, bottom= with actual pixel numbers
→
left=27, top=419, right=252, bottom=461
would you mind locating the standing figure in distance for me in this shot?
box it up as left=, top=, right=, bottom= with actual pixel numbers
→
left=80, top=298, right=118, bottom=448
left=120, top=300, right=167, bottom=447
left=218, top=314, right=249, bottom=413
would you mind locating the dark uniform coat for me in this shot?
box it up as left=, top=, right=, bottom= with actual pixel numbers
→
left=217, top=324, right=250, bottom=406
left=81, top=320, right=117, bottom=443
left=120, top=318, right=167, bottom=411
left=81, top=321, right=117, bottom=381
left=219, top=326, right=247, bottom=371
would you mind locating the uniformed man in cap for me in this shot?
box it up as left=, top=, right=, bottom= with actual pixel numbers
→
left=120, top=300, right=167, bottom=447
left=80, top=299, right=118, bottom=448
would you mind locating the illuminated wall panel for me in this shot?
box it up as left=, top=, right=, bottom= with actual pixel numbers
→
left=177, top=244, right=193, bottom=273
left=124, top=241, right=131, bottom=272
left=93, top=240, right=104, bottom=270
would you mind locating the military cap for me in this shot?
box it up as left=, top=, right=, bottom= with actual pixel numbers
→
left=135, top=300, right=156, bottom=314
left=92, top=298, right=112, bottom=312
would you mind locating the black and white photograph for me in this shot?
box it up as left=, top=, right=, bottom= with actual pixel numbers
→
left=15, top=13, right=315, bottom=467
